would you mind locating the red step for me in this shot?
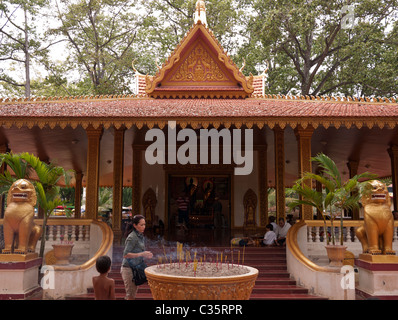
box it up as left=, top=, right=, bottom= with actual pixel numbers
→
left=66, top=245, right=327, bottom=300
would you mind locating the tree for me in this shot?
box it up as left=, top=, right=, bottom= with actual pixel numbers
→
left=47, top=0, right=146, bottom=95
left=137, top=0, right=247, bottom=73
left=238, top=0, right=398, bottom=97
left=0, top=0, right=50, bottom=97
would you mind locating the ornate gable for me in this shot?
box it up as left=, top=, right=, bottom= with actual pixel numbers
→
left=167, top=41, right=231, bottom=84
left=145, top=17, right=254, bottom=99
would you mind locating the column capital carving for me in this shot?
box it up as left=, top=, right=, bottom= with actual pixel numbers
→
left=86, top=125, right=104, bottom=138
left=114, top=125, right=127, bottom=133
left=294, top=125, right=315, bottom=139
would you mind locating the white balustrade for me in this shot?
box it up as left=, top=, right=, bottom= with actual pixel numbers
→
left=44, top=223, right=90, bottom=245
left=305, top=221, right=398, bottom=258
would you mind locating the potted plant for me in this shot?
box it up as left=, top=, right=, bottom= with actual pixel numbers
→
left=52, top=240, right=74, bottom=265
left=288, top=153, right=376, bottom=267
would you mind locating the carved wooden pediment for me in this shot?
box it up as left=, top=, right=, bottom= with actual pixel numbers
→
left=145, top=22, right=254, bottom=99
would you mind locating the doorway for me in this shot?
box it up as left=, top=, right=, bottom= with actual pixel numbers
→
left=167, top=174, right=231, bottom=231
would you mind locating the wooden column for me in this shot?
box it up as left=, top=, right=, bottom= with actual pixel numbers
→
left=74, top=171, right=83, bottom=219
left=85, top=125, right=103, bottom=220
left=112, top=127, right=125, bottom=243
left=388, top=145, right=398, bottom=212
left=132, top=145, right=142, bottom=218
left=295, top=125, right=314, bottom=220
left=274, top=126, right=285, bottom=221
left=347, top=159, right=359, bottom=219
left=258, top=147, right=268, bottom=226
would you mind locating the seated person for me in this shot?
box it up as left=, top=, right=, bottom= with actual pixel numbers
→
left=231, top=237, right=255, bottom=247
left=275, top=218, right=291, bottom=246
left=263, top=224, right=277, bottom=246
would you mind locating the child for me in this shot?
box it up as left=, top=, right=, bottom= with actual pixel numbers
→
left=92, top=255, right=116, bottom=300
left=263, top=224, right=277, bottom=246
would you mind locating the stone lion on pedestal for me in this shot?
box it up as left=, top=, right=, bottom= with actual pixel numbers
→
left=356, top=180, right=395, bottom=255
left=2, top=179, right=42, bottom=254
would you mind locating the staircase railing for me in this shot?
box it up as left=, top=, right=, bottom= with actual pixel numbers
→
left=38, top=218, right=113, bottom=271
left=286, top=220, right=335, bottom=273
left=286, top=220, right=356, bottom=300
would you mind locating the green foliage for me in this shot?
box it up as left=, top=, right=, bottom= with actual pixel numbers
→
left=0, top=0, right=51, bottom=97
left=288, top=152, right=377, bottom=245
left=43, top=0, right=145, bottom=95
left=237, top=0, right=398, bottom=97
left=98, top=187, right=113, bottom=214
left=122, top=187, right=132, bottom=207
left=1, top=0, right=397, bottom=97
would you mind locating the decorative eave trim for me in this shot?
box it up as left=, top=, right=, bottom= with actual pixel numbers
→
left=1, top=116, right=397, bottom=131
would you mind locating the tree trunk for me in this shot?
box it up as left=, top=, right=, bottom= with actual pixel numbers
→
left=24, top=7, right=31, bottom=98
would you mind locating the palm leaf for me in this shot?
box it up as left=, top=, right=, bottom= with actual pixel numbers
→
left=311, top=153, right=342, bottom=188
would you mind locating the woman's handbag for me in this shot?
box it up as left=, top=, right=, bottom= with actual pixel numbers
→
left=129, top=261, right=148, bottom=286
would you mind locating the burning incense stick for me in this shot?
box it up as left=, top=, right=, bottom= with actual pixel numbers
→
left=162, top=245, right=168, bottom=262
left=193, top=259, right=198, bottom=277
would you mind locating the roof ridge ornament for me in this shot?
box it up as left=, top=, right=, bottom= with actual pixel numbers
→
left=194, top=0, right=207, bottom=26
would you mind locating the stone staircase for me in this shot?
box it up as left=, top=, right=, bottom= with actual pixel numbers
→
left=66, top=244, right=328, bottom=300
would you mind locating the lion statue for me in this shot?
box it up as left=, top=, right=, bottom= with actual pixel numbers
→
left=356, top=180, right=395, bottom=255
left=2, top=179, right=42, bottom=254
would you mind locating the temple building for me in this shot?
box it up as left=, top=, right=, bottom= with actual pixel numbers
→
left=0, top=0, right=398, bottom=244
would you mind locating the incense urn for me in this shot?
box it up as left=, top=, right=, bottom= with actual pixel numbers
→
left=145, top=264, right=258, bottom=300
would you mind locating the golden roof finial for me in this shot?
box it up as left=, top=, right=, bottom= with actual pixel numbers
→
left=132, top=59, right=141, bottom=75
left=239, top=58, right=246, bottom=73
left=194, top=0, right=207, bottom=25
left=155, top=58, right=162, bottom=72
left=261, top=60, right=269, bottom=75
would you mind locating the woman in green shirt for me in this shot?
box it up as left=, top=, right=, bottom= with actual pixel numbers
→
left=120, top=215, right=153, bottom=300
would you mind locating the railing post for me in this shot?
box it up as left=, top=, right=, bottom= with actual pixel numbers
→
left=314, top=226, right=320, bottom=243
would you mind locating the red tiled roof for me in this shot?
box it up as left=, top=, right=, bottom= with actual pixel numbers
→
left=0, top=98, right=397, bottom=119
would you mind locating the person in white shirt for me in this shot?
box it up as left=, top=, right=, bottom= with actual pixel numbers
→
left=268, top=216, right=278, bottom=233
left=263, top=224, right=277, bottom=246
left=275, top=218, right=291, bottom=246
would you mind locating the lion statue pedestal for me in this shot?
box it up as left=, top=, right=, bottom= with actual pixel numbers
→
left=0, top=179, right=43, bottom=299
left=355, top=180, right=398, bottom=299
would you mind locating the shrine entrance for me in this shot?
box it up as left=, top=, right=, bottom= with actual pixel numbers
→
left=167, top=174, right=231, bottom=232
